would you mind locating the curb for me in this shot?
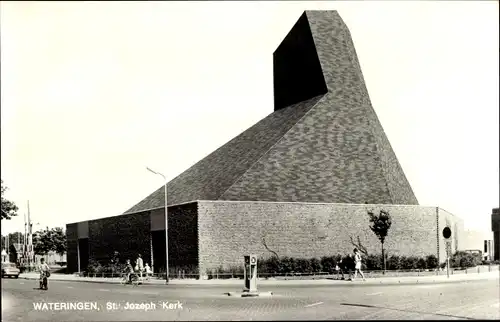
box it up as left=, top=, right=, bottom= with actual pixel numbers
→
left=18, top=272, right=498, bottom=286
left=19, top=276, right=125, bottom=285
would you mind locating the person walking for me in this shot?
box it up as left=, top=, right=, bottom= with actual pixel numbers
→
left=144, top=263, right=152, bottom=278
left=353, top=248, right=366, bottom=281
left=136, top=254, right=144, bottom=279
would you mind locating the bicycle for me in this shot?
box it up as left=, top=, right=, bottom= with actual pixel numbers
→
left=39, top=274, right=49, bottom=290
left=120, top=272, right=140, bottom=286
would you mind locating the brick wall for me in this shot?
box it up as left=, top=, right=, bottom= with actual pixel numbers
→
left=437, top=208, right=465, bottom=263
left=197, top=201, right=441, bottom=273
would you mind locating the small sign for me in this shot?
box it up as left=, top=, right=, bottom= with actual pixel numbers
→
left=250, top=256, right=257, bottom=264
left=446, top=241, right=452, bottom=257
left=442, top=227, right=452, bottom=239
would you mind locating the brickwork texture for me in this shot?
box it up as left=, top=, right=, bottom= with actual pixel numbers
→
left=197, top=201, right=464, bottom=273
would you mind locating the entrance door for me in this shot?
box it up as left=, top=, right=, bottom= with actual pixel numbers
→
left=78, top=238, right=89, bottom=272
left=151, top=230, right=166, bottom=274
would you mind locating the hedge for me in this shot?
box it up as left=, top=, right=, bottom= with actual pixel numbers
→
left=85, top=251, right=490, bottom=277
left=253, top=253, right=441, bottom=275
left=84, top=258, right=199, bottom=278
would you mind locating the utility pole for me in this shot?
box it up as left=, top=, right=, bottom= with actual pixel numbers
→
left=6, top=234, right=9, bottom=261
left=24, top=213, right=27, bottom=266
left=27, top=200, right=34, bottom=270
left=146, top=167, right=169, bottom=284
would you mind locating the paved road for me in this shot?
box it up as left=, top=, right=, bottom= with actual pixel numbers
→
left=2, top=277, right=499, bottom=321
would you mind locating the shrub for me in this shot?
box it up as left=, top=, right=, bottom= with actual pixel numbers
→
left=264, top=256, right=280, bottom=274
left=416, top=258, right=427, bottom=270
left=229, top=265, right=244, bottom=278
left=295, top=258, right=312, bottom=273
left=258, top=257, right=269, bottom=275
left=310, top=258, right=322, bottom=272
left=364, top=254, right=382, bottom=270
left=451, top=251, right=481, bottom=268
left=425, top=255, right=439, bottom=269
left=280, top=257, right=296, bottom=274
left=214, top=265, right=224, bottom=277
left=320, top=256, right=336, bottom=273
left=460, top=256, right=475, bottom=268
left=387, top=255, right=402, bottom=270
left=401, top=256, right=419, bottom=270
left=85, top=259, right=102, bottom=275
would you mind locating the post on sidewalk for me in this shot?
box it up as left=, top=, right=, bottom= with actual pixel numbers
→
left=446, top=256, right=450, bottom=278
left=243, top=254, right=258, bottom=293
left=226, top=254, right=272, bottom=297
left=442, top=227, right=452, bottom=279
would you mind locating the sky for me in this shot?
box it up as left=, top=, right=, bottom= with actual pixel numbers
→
left=1, top=1, right=498, bottom=236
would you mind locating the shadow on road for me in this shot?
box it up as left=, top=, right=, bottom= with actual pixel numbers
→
left=340, top=303, right=477, bottom=320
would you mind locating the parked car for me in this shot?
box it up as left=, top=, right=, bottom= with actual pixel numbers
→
left=2, top=262, right=20, bottom=278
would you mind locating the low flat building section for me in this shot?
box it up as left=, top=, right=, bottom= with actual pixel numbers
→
left=67, top=201, right=463, bottom=276
left=66, top=202, right=198, bottom=274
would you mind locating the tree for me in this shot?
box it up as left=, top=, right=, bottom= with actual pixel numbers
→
left=51, top=227, right=67, bottom=256
left=1, top=180, right=18, bottom=220
left=33, top=230, right=52, bottom=256
left=367, top=209, right=392, bottom=274
left=33, top=227, right=67, bottom=257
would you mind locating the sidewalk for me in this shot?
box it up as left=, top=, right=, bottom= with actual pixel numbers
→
left=18, top=270, right=499, bottom=286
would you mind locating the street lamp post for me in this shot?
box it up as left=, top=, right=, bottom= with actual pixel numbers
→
left=146, top=167, right=169, bottom=284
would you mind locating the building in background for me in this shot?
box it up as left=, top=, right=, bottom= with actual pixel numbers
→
left=66, top=10, right=465, bottom=275
left=492, top=208, right=500, bottom=261
left=34, top=251, right=67, bottom=266
left=484, top=239, right=493, bottom=261
left=462, top=229, right=494, bottom=260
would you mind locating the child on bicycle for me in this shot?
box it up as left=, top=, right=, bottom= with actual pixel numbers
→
left=38, top=258, right=50, bottom=290
left=125, top=259, right=135, bottom=283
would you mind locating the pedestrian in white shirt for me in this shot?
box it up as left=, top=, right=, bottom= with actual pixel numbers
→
left=144, top=263, right=152, bottom=278
left=136, top=254, right=144, bottom=278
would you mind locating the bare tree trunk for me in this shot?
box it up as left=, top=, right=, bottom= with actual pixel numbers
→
left=382, top=242, right=386, bottom=275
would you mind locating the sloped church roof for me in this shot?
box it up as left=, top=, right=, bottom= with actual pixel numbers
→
left=123, top=10, right=418, bottom=215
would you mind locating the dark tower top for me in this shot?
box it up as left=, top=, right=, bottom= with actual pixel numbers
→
left=273, top=12, right=328, bottom=111
left=123, top=10, right=418, bottom=215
